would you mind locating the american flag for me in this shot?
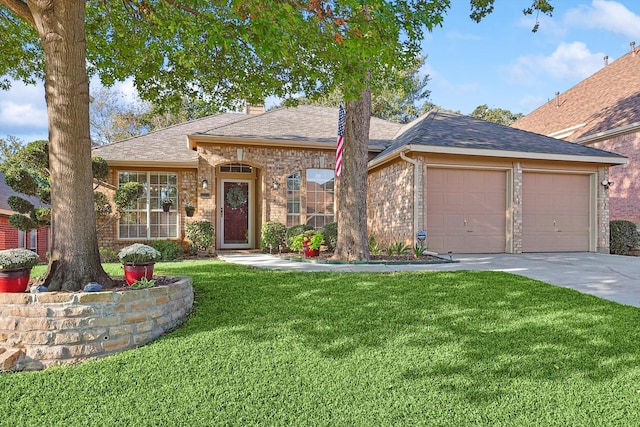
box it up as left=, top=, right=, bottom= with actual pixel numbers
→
left=335, top=104, right=345, bottom=177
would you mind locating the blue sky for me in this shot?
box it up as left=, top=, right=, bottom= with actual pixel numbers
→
left=2, top=0, right=640, bottom=142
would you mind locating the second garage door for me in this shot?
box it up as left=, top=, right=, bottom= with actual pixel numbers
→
left=426, top=168, right=506, bottom=253
left=522, top=172, right=591, bottom=252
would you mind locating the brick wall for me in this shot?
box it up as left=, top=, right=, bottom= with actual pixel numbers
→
left=0, top=277, right=193, bottom=371
left=0, top=216, right=49, bottom=261
left=367, top=159, right=415, bottom=247
left=591, top=131, right=640, bottom=225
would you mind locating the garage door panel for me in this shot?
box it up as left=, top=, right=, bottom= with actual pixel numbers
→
left=427, top=169, right=506, bottom=254
left=522, top=172, right=590, bottom=252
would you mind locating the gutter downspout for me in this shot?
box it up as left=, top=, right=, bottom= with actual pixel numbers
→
left=400, top=150, right=421, bottom=246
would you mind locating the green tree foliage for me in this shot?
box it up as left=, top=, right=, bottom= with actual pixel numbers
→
left=283, top=56, right=433, bottom=124
left=90, top=86, right=227, bottom=144
left=1, top=140, right=110, bottom=231
left=0, top=135, right=24, bottom=164
left=470, top=104, right=524, bottom=126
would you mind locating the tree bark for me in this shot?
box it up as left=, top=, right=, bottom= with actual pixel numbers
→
left=30, top=1, right=112, bottom=290
left=333, top=85, right=372, bottom=261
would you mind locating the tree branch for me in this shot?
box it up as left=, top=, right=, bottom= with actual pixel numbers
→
left=1, top=0, right=35, bottom=26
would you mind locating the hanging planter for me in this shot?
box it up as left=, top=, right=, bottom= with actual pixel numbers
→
left=0, top=248, right=40, bottom=293
left=185, top=202, right=195, bottom=217
left=162, top=198, right=174, bottom=212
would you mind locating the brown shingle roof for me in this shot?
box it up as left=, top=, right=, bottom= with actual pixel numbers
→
left=196, top=105, right=402, bottom=146
left=512, top=49, right=640, bottom=141
left=92, top=113, right=247, bottom=164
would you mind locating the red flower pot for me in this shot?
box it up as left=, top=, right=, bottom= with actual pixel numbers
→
left=303, top=247, right=320, bottom=258
left=123, top=263, right=155, bottom=285
left=0, top=268, right=32, bottom=293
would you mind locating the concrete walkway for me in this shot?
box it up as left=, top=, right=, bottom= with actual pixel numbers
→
left=218, top=252, right=640, bottom=308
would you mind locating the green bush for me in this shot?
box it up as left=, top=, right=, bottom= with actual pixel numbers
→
left=151, top=240, right=184, bottom=261
left=321, top=222, right=338, bottom=251
left=186, top=221, right=214, bottom=253
left=610, top=220, right=639, bottom=255
left=261, top=221, right=287, bottom=252
left=99, top=247, right=119, bottom=263
left=285, top=224, right=313, bottom=248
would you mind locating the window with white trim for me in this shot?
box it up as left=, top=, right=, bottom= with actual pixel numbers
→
left=29, top=230, right=37, bottom=251
left=286, top=172, right=301, bottom=227
left=306, top=169, right=334, bottom=229
left=118, top=171, right=178, bottom=239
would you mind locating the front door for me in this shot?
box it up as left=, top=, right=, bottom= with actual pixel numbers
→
left=219, top=179, right=253, bottom=249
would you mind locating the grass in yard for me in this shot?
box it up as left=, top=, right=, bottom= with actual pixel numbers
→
left=3, top=260, right=640, bottom=426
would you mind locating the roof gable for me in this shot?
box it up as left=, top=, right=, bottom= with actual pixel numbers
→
left=512, top=50, right=640, bottom=141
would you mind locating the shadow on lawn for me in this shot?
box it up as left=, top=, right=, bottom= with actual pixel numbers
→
left=161, top=261, right=640, bottom=402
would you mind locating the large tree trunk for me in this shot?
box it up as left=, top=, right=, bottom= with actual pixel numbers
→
left=30, top=1, right=112, bottom=290
left=333, top=85, right=372, bottom=261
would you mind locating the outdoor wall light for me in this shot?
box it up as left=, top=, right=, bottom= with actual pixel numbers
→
left=202, top=179, right=209, bottom=190
left=272, top=179, right=280, bottom=190
left=601, top=179, right=614, bottom=189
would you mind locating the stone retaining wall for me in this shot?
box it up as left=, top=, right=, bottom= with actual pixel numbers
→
left=0, top=277, right=193, bottom=371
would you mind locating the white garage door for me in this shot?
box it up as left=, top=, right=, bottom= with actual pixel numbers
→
left=522, top=172, right=591, bottom=252
left=426, top=168, right=506, bottom=254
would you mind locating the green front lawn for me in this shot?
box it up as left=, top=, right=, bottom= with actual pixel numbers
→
left=3, top=261, right=640, bottom=426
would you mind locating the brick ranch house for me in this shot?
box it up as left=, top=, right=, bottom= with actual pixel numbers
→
left=92, top=105, right=625, bottom=255
left=0, top=173, right=49, bottom=261
left=513, top=46, right=640, bottom=225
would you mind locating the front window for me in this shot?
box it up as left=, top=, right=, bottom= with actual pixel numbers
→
left=306, top=169, right=334, bottom=229
left=29, top=230, right=37, bottom=251
left=118, top=171, right=178, bottom=239
left=286, top=172, right=301, bottom=227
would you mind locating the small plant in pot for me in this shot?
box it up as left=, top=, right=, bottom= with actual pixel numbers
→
left=184, top=201, right=195, bottom=217
left=161, top=198, right=174, bottom=212
left=291, top=230, right=323, bottom=258
left=0, top=248, right=40, bottom=292
left=118, top=243, right=162, bottom=285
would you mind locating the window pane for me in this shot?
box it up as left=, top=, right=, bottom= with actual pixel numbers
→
left=118, top=171, right=178, bottom=239
left=286, top=172, right=301, bottom=226
left=306, top=169, right=334, bottom=229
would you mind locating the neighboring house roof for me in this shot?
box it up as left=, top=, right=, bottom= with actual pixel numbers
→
left=512, top=49, right=640, bottom=142
left=370, top=110, right=626, bottom=168
left=92, top=113, right=248, bottom=166
left=0, top=173, right=45, bottom=215
left=193, top=105, right=402, bottom=147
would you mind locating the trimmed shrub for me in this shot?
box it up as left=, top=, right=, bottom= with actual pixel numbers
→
left=285, top=224, right=313, bottom=248
left=186, top=221, right=214, bottom=253
left=610, top=220, right=639, bottom=255
left=151, top=240, right=184, bottom=261
left=99, top=247, right=119, bottom=263
left=261, top=221, right=287, bottom=252
left=321, top=222, right=338, bottom=251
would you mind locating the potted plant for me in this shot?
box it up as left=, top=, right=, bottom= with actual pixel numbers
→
left=161, top=198, right=174, bottom=212
left=184, top=201, right=195, bottom=217
left=0, top=248, right=40, bottom=292
left=291, top=230, right=323, bottom=258
left=117, top=243, right=162, bottom=285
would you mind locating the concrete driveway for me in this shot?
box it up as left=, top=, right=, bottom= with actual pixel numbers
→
left=218, top=252, right=640, bottom=308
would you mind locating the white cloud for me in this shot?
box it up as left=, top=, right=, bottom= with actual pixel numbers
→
left=564, top=0, right=640, bottom=40
left=507, top=41, right=604, bottom=83
left=0, top=80, right=48, bottom=140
